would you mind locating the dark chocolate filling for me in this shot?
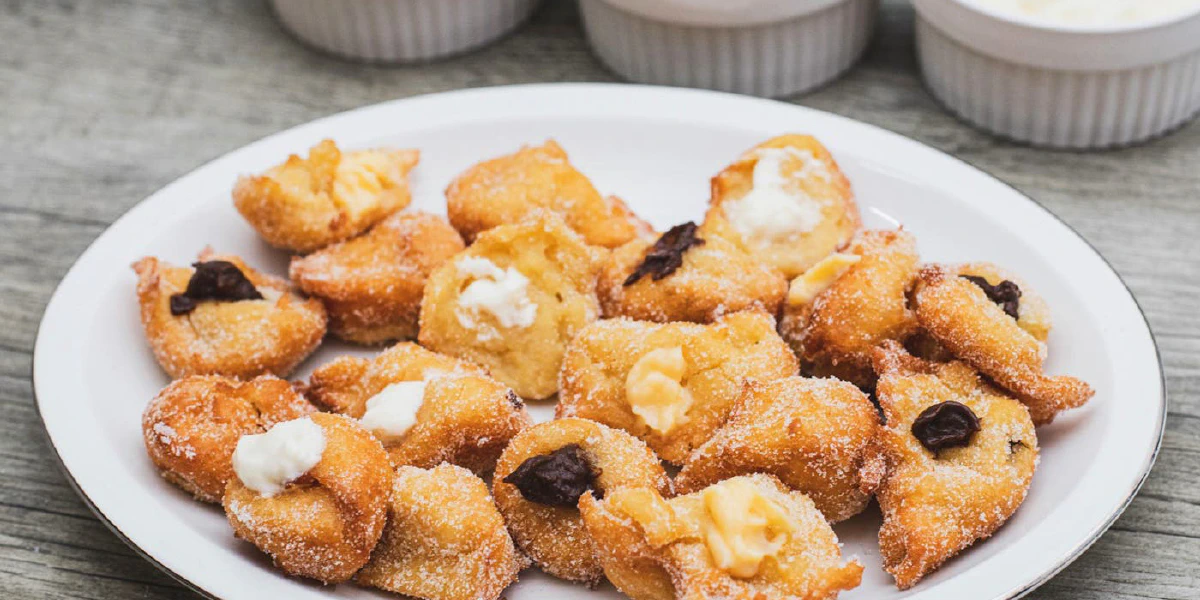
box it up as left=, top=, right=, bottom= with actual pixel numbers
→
left=912, top=401, right=980, bottom=453
left=624, top=222, right=706, bottom=286
left=169, top=260, right=263, bottom=316
left=502, top=444, right=601, bottom=508
left=961, top=275, right=1021, bottom=320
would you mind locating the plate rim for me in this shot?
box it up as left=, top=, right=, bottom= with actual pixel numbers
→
left=31, top=82, right=1167, bottom=600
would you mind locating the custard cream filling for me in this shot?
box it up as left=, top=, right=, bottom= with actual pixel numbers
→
left=626, top=346, right=693, bottom=435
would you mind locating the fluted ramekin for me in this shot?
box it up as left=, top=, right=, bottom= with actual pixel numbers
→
left=915, top=0, right=1200, bottom=149
left=270, top=0, right=542, bottom=63
left=579, top=0, right=877, bottom=98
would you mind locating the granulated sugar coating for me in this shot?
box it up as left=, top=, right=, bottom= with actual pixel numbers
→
left=356, top=464, right=523, bottom=600
left=598, top=228, right=787, bottom=324
left=222, top=413, right=392, bottom=584
left=233, top=139, right=419, bottom=253
left=865, top=341, right=1038, bottom=590
left=418, top=214, right=605, bottom=400
left=780, top=229, right=920, bottom=390
left=289, top=211, right=465, bottom=345
left=445, top=140, right=650, bottom=248
left=557, top=312, right=799, bottom=465
left=142, top=375, right=316, bottom=503
left=306, top=341, right=486, bottom=417
left=132, top=250, right=327, bottom=379
left=676, top=376, right=881, bottom=523
left=913, top=265, right=1093, bottom=425
left=580, top=474, right=863, bottom=599
left=702, top=134, right=862, bottom=280
left=492, top=418, right=672, bottom=585
left=305, top=343, right=529, bottom=474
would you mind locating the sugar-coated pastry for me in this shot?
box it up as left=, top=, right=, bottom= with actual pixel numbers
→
left=418, top=214, right=605, bottom=400
left=142, top=375, right=316, bottom=503
left=290, top=212, right=465, bottom=344
left=955, top=262, right=1052, bottom=342
left=132, top=250, right=327, bottom=379
left=597, top=222, right=787, bottom=324
left=233, top=139, right=419, bottom=253
left=863, top=341, right=1038, bottom=589
left=445, top=140, right=650, bottom=248
left=702, top=134, right=861, bottom=279
left=779, top=229, right=920, bottom=390
left=493, top=418, right=672, bottom=585
left=912, top=265, right=1092, bottom=425
left=557, top=312, right=799, bottom=465
left=223, top=413, right=392, bottom=583
left=306, top=342, right=484, bottom=414
left=356, top=464, right=524, bottom=600
left=579, top=474, right=864, bottom=600
left=676, top=376, right=880, bottom=523
left=307, top=344, right=531, bottom=474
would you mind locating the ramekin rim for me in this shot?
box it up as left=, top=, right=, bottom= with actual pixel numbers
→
left=948, top=0, right=1200, bottom=35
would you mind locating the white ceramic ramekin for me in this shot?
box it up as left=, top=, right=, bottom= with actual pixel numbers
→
left=270, top=0, right=542, bottom=63
left=915, top=0, right=1200, bottom=148
left=578, top=0, right=877, bottom=98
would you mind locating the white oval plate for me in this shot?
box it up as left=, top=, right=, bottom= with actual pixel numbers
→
left=34, top=84, right=1164, bottom=600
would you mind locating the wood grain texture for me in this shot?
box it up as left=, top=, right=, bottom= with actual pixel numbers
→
left=1, top=0, right=1197, bottom=598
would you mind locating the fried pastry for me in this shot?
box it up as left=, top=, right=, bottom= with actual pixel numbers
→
left=356, top=464, right=523, bottom=600
left=556, top=311, right=799, bottom=465
left=912, top=265, right=1092, bottom=424
left=579, top=474, right=864, bottom=600
left=676, top=376, right=880, bottom=523
left=864, top=341, right=1038, bottom=589
left=492, top=418, right=672, bottom=585
left=779, top=229, right=920, bottom=389
left=307, top=344, right=530, bottom=474
left=223, top=413, right=392, bottom=583
left=290, top=212, right=465, bottom=344
left=445, top=140, right=649, bottom=248
left=132, top=250, right=327, bottom=379
left=142, top=375, right=315, bottom=503
left=701, top=134, right=861, bottom=279
left=418, top=214, right=605, bottom=400
left=233, top=139, right=419, bottom=252
left=597, top=222, right=787, bottom=324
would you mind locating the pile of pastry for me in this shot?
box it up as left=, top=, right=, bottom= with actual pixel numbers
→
left=136, top=134, right=1092, bottom=600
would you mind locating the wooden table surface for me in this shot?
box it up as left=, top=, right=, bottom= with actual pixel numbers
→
left=2, top=1, right=1197, bottom=598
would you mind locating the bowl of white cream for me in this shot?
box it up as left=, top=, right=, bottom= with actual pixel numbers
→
left=913, top=0, right=1200, bottom=148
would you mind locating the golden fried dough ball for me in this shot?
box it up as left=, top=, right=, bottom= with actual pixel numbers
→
left=701, top=134, right=861, bottom=279
left=290, top=212, right=465, bottom=344
left=356, top=464, right=523, bottom=600
left=912, top=265, right=1092, bottom=425
left=676, top=376, right=880, bottom=523
left=142, top=375, right=315, bottom=503
left=223, top=413, right=392, bottom=583
left=557, top=312, right=799, bottom=465
left=953, top=262, right=1053, bottom=341
left=418, top=214, right=605, bottom=400
left=309, top=354, right=530, bottom=474
left=493, top=418, right=671, bottom=585
left=445, top=140, right=650, bottom=248
left=132, top=250, right=326, bottom=379
left=306, top=342, right=484, bottom=414
left=863, top=341, right=1038, bottom=590
left=779, top=229, right=920, bottom=389
left=579, top=474, right=864, bottom=600
left=597, top=222, right=787, bottom=324
left=233, top=139, right=419, bottom=252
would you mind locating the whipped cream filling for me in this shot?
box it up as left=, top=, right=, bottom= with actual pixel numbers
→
left=232, top=417, right=325, bottom=497
left=358, top=380, right=428, bottom=442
